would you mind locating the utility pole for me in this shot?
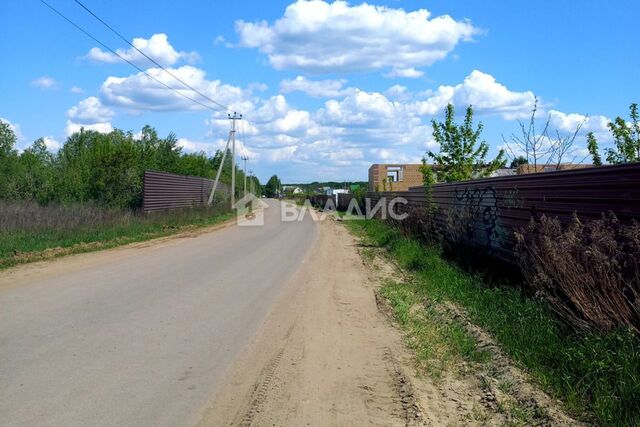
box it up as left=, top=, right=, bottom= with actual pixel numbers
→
left=241, top=155, right=249, bottom=198
left=229, top=112, right=241, bottom=209
left=208, top=112, right=242, bottom=208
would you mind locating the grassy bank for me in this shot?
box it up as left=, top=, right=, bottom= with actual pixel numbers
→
left=0, top=201, right=233, bottom=269
left=346, top=219, right=640, bottom=427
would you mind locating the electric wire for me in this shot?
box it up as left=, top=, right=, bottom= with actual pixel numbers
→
left=72, top=0, right=233, bottom=113
left=39, top=0, right=228, bottom=114
left=40, top=0, right=252, bottom=168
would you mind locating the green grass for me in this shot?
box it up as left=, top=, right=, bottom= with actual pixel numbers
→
left=379, top=278, right=489, bottom=379
left=0, top=209, right=233, bottom=269
left=346, top=218, right=640, bottom=427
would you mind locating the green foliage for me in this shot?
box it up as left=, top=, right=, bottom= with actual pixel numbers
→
left=0, top=124, right=260, bottom=209
left=606, top=103, right=640, bottom=164
left=425, top=104, right=506, bottom=183
left=587, top=132, right=602, bottom=166
left=264, top=174, right=281, bottom=197
left=346, top=219, right=640, bottom=426
left=352, top=185, right=366, bottom=206
left=509, top=155, right=528, bottom=168
left=0, top=120, right=19, bottom=199
left=587, top=103, right=640, bottom=165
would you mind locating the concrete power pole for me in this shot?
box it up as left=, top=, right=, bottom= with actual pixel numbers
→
left=229, top=113, right=241, bottom=209
left=208, top=112, right=242, bottom=208
left=241, top=155, right=249, bottom=198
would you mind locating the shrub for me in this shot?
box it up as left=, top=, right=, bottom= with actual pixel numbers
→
left=516, top=213, right=640, bottom=334
left=392, top=206, right=440, bottom=247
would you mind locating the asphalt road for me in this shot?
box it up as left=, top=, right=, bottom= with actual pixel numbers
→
left=0, top=199, right=317, bottom=427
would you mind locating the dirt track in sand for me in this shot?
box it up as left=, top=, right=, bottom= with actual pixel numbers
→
left=200, top=218, right=455, bottom=426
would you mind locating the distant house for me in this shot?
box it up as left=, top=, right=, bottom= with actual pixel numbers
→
left=282, top=185, right=303, bottom=194
left=368, top=164, right=423, bottom=192
left=516, top=163, right=593, bottom=174
left=489, top=168, right=517, bottom=177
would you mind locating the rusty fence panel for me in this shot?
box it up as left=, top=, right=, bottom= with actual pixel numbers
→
left=142, top=170, right=229, bottom=212
left=366, top=163, right=640, bottom=261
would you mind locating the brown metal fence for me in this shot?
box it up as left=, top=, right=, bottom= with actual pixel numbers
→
left=142, top=171, right=229, bottom=212
left=367, top=163, right=640, bottom=261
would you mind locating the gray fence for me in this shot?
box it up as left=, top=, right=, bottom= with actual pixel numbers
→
left=142, top=171, right=229, bottom=212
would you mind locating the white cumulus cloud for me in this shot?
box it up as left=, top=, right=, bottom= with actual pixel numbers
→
left=235, top=0, right=479, bottom=75
left=280, top=76, right=348, bottom=98
left=66, top=96, right=114, bottom=136
left=42, top=136, right=61, bottom=151
left=67, top=97, right=114, bottom=124
left=86, top=33, right=199, bottom=67
left=65, top=121, right=113, bottom=137
left=385, top=67, right=424, bottom=79
left=408, top=70, right=537, bottom=119
left=100, top=65, right=250, bottom=113
left=548, top=110, right=610, bottom=137
left=30, top=76, right=60, bottom=90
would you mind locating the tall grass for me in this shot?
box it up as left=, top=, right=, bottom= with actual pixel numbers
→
left=516, top=213, right=640, bottom=335
left=0, top=201, right=232, bottom=268
left=346, top=219, right=640, bottom=426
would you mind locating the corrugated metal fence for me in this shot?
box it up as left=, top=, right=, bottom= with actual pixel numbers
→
left=143, top=170, right=229, bottom=212
left=367, top=163, right=640, bottom=261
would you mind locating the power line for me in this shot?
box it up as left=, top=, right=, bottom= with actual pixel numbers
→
left=38, top=0, right=228, bottom=114
left=72, top=0, right=232, bottom=113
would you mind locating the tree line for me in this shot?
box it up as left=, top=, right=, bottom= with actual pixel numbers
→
left=0, top=123, right=261, bottom=210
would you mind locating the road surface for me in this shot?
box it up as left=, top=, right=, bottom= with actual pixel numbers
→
left=0, top=199, right=317, bottom=427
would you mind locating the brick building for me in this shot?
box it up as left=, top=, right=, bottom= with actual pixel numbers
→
left=368, top=164, right=423, bottom=192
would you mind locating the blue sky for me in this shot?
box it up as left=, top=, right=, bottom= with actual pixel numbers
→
left=1, top=0, right=638, bottom=183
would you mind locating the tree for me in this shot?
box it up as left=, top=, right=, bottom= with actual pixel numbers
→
left=587, top=132, right=602, bottom=166
left=0, top=120, right=19, bottom=198
left=264, top=175, right=281, bottom=197
left=0, top=120, right=17, bottom=155
left=583, top=103, right=640, bottom=165
left=605, top=103, right=639, bottom=164
left=510, top=155, right=528, bottom=168
left=503, top=97, right=587, bottom=170
left=424, top=104, right=505, bottom=184
left=16, top=138, right=55, bottom=202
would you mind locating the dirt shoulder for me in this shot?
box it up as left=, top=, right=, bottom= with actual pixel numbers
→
left=199, top=217, right=451, bottom=426
left=200, top=216, right=581, bottom=426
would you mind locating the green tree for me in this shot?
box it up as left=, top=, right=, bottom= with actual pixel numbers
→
left=587, top=132, right=602, bottom=166
left=0, top=120, right=19, bottom=198
left=586, top=103, right=640, bottom=165
left=264, top=175, right=281, bottom=197
left=509, top=155, right=528, bottom=168
left=424, top=104, right=505, bottom=184
left=87, top=130, right=141, bottom=208
left=16, top=138, right=55, bottom=202
left=606, top=103, right=640, bottom=164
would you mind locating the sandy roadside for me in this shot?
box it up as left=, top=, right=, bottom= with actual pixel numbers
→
left=198, top=217, right=454, bottom=426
